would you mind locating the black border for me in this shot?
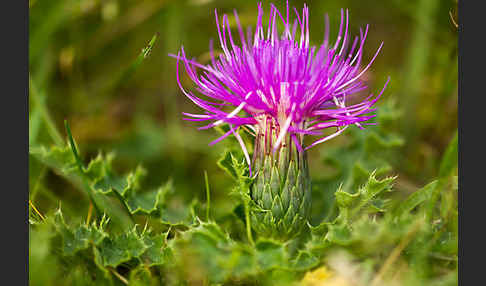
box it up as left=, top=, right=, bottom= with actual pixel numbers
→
left=458, top=0, right=485, bottom=285
left=5, top=0, right=28, bottom=284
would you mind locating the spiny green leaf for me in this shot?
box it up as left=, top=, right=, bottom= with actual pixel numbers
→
left=335, top=186, right=360, bottom=209
left=122, top=174, right=172, bottom=215
left=30, top=144, right=134, bottom=228
left=255, top=239, right=288, bottom=270
left=358, top=172, right=395, bottom=201
left=54, top=210, right=108, bottom=256
left=154, top=181, right=198, bottom=226
left=31, top=141, right=174, bottom=224
left=98, top=228, right=148, bottom=267
left=324, top=224, right=352, bottom=245
left=49, top=209, right=174, bottom=279
left=125, top=186, right=166, bottom=215
left=84, top=153, right=146, bottom=199
left=92, top=246, right=112, bottom=278
left=140, top=233, right=173, bottom=266
left=217, top=150, right=250, bottom=187
left=186, top=221, right=231, bottom=243
left=334, top=173, right=396, bottom=224
left=291, top=251, right=320, bottom=271
left=218, top=150, right=240, bottom=181
left=29, top=145, right=76, bottom=174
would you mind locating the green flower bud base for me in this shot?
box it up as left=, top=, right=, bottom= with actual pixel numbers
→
left=250, top=119, right=311, bottom=241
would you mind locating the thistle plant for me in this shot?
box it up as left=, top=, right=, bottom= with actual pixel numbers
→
left=173, top=1, right=389, bottom=240
left=29, top=0, right=458, bottom=284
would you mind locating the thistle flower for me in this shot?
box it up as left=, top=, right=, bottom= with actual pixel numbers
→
left=172, top=1, right=389, bottom=240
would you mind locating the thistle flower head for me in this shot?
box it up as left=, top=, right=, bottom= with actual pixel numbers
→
left=172, top=1, right=389, bottom=240
left=172, top=1, right=388, bottom=168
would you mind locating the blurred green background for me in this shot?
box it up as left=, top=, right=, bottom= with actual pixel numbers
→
left=29, top=0, right=457, bottom=222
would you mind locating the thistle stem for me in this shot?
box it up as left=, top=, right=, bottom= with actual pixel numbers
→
left=244, top=199, right=255, bottom=245
left=204, top=171, right=211, bottom=221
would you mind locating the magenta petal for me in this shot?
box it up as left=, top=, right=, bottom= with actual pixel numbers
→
left=172, top=2, right=388, bottom=157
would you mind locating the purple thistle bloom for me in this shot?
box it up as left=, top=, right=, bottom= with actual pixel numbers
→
left=172, top=1, right=389, bottom=170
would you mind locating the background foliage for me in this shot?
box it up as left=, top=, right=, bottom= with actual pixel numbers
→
left=29, top=0, right=458, bottom=285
